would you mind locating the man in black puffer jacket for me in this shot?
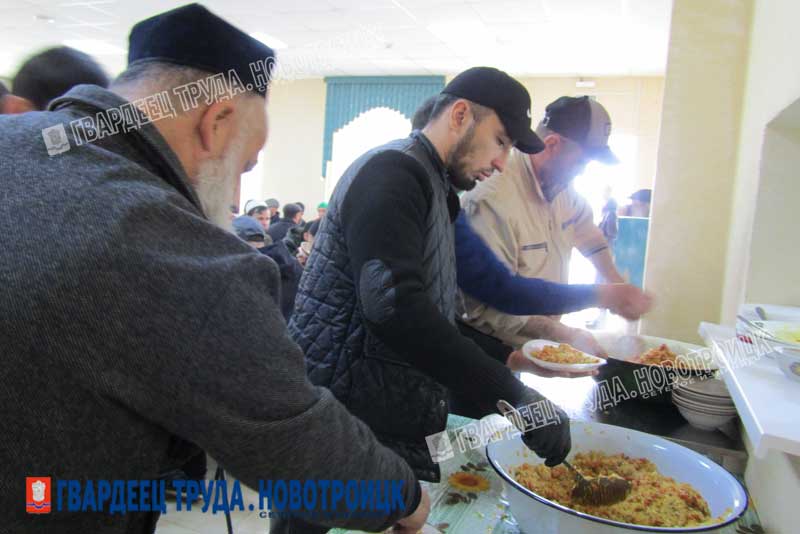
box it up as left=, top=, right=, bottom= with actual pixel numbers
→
left=289, top=68, right=572, bottom=527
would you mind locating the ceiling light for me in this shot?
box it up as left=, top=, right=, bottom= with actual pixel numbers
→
left=63, top=39, right=126, bottom=56
left=250, top=32, right=288, bottom=50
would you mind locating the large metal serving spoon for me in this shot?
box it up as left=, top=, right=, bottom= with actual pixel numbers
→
left=497, top=400, right=631, bottom=507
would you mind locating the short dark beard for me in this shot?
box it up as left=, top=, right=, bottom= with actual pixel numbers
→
left=540, top=179, right=559, bottom=202
left=534, top=160, right=564, bottom=202
left=539, top=171, right=570, bottom=202
left=446, top=124, right=478, bottom=191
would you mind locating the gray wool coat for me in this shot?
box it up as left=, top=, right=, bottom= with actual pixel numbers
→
left=0, top=85, right=418, bottom=534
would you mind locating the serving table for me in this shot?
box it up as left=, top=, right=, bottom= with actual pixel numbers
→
left=334, top=375, right=762, bottom=534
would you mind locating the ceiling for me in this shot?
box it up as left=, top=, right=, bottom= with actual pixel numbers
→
left=0, top=0, right=673, bottom=80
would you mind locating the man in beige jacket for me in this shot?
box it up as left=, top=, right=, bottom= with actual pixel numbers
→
left=461, top=96, right=631, bottom=356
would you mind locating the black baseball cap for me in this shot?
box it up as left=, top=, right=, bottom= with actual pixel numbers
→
left=442, top=67, right=545, bottom=154
left=541, top=96, right=618, bottom=164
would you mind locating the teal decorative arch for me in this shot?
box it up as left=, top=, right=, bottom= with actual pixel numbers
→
left=322, top=75, right=445, bottom=176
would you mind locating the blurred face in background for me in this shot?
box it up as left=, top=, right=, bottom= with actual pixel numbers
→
left=251, top=207, right=270, bottom=230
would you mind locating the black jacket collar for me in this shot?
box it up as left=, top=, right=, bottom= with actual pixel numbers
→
left=411, top=130, right=460, bottom=222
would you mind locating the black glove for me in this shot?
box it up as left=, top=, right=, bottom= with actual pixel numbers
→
left=515, top=388, right=571, bottom=467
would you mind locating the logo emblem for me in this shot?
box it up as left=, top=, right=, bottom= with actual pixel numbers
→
left=526, top=108, right=531, bottom=119
left=42, top=124, right=71, bottom=157
left=26, top=477, right=51, bottom=514
left=425, top=430, right=454, bottom=463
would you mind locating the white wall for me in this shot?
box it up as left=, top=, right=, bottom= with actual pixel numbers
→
left=258, top=78, right=327, bottom=215
left=715, top=2, right=800, bottom=528
left=721, top=0, right=800, bottom=321
left=745, top=113, right=800, bottom=305
left=640, top=0, right=751, bottom=344
left=649, top=1, right=800, bottom=530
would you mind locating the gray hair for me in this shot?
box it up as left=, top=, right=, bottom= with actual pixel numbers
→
left=535, top=121, right=555, bottom=139
left=111, top=61, right=262, bottom=116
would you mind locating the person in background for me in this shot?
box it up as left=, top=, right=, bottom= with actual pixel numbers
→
left=233, top=215, right=301, bottom=319
left=619, top=188, right=652, bottom=217
left=2, top=46, right=109, bottom=114
left=244, top=198, right=271, bottom=231
left=598, top=189, right=619, bottom=253
left=305, top=219, right=320, bottom=249
left=294, top=201, right=306, bottom=225
left=265, top=197, right=280, bottom=223
left=296, top=219, right=320, bottom=267
left=584, top=191, right=621, bottom=330
left=316, top=201, right=328, bottom=220
left=0, top=5, right=428, bottom=534
left=291, top=70, right=574, bottom=534
left=260, top=236, right=304, bottom=321
left=460, top=96, right=628, bottom=356
left=284, top=223, right=305, bottom=257
left=233, top=214, right=271, bottom=248
left=267, top=202, right=303, bottom=242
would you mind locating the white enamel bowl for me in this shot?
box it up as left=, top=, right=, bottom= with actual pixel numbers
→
left=486, top=421, right=747, bottom=533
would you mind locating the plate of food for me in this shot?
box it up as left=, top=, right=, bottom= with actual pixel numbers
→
left=522, top=340, right=606, bottom=373
left=590, top=334, right=717, bottom=405
left=629, top=343, right=717, bottom=371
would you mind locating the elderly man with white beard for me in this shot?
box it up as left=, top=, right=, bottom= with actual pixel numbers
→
left=0, top=4, right=429, bottom=534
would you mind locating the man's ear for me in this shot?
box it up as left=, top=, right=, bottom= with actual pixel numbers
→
left=449, top=99, right=470, bottom=132
left=543, top=133, right=563, bottom=156
left=1, top=95, right=36, bottom=114
left=196, top=99, right=237, bottom=160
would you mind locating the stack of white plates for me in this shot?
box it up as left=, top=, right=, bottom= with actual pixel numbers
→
left=672, top=378, right=738, bottom=431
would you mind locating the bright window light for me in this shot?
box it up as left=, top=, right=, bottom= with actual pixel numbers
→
left=563, top=133, right=640, bottom=332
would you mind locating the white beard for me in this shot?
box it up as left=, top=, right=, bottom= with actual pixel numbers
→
left=193, top=147, right=242, bottom=231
